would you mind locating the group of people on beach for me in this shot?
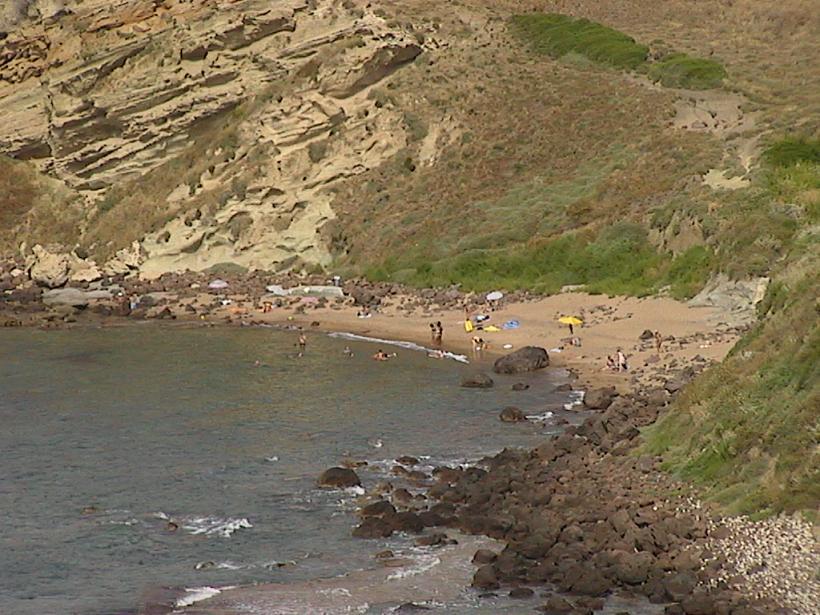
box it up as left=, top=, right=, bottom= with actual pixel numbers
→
left=606, top=348, right=629, bottom=372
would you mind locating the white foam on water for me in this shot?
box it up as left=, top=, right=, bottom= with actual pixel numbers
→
left=386, top=552, right=442, bottom=581
left=181, top=516, right=253, bottom=538
left=526, top=410, right=554, bottom=421
left=174, top=585, right=235, bottom=608
left=265, top=455, right=279, bottom=462
left=563, top=389, right=584, bottom=410
left=328, top=332, right=470, bottom=363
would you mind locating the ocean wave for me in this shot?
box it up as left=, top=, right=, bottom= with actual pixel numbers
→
left=327, top=332, right=469, bottom=363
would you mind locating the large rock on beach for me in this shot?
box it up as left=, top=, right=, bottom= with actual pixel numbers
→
left=28, top=245, right=70, bottom=288
left=317, top=467, right=361, bottom=488
left=461, top=373, right=494, bottom=388
left=493, top=346, right=549, bottom=374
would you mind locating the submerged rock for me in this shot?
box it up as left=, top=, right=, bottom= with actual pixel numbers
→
left=461, top=373, right=494, bottom=388
left=499, top=406, right=527, bottom=423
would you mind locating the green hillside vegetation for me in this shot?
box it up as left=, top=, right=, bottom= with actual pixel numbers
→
left=511, top=13, right=726, bottom=90
left=643, top=270, right=819, bottom=517
left=642, top=137, right=820, bottom=517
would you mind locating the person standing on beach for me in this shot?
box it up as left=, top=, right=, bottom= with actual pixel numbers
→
left=434, top=321, right=443, bottom=347
left=429, top=322, right=437, bottom=343
left=616, top=348, right=628, bottom=372
left=654, top=331, right=663, bottom=353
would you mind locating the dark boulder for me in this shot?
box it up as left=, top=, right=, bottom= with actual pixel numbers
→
left=472, top=549, right=498, bottom=565
left=493, top=346, right=549, bottom=374
left=472, top=564, right=499, bottom=590
left=583, top=387, right=618, bottom=410
left=565, top=564, right=611, bottom=596
left=509, top=587, right=534, bottom=598
left=499, top=406, right=527, bottom=423
left=461, top=373, right=494, bottom=388
left=389, top=511, right=424, bottom=534
left=612, top=550, right=655, bottom=584
left=541, top=595, right=574, bottom=613
left=317, top=467, right=361, bottom=488
left=352, top=517, right=393, bottom=539
left=360, top=500, right=396, bottom=517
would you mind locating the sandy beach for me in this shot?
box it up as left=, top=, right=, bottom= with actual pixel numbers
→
left=212, top=291, right=744, bottom=393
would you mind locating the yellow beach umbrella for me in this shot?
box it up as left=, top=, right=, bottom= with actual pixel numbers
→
left=558, top=316, right=583, bottom=326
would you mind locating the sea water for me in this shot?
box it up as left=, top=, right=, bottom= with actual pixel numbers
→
left=0, top=325, right=577, bottom=614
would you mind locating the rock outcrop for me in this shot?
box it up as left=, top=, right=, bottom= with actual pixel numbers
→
left=0, top=0, right=436, bottom=276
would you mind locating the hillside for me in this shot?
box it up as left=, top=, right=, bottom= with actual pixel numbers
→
left=0, top=0, right=818, bottom=516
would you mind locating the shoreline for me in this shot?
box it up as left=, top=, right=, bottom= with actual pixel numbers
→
left=1, top=269, right=746, bottom=394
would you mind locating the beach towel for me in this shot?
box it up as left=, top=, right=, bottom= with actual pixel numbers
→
left=484, top=325, right=501, bottom=332
left=464, top=319, right=474, bottom=332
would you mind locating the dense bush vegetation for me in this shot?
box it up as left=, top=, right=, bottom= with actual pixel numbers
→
left=364, top=222, right=716, bottom=299
left=511, top=14, right=648, bottom=69
left=647, top=53, right=727, bottom=89
left=511, top=13, right=726, bottom=90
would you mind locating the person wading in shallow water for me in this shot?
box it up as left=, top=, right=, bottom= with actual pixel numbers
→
left=297, top=332, right=307, bottom=353
left=434, top=321, right=443, bottom=347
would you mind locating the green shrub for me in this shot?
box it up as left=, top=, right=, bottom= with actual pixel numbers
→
left=664, top=245, right=714, bottom=299
left=764, top=137, right=820, bottom=168
left=647, top=53, right=727, bottom=89
left=510, top=14, right=648, bottom=70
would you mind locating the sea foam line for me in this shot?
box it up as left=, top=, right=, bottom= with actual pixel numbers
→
left=328, top=332, right=470, bottom=363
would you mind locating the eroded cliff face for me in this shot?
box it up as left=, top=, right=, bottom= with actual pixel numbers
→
left=0, top=0, right=436, bottom=275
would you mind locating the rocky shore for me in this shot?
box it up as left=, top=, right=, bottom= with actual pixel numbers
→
left=0, top=252, right=539, bottom=329
left=321, top=361, right=818, bottom=614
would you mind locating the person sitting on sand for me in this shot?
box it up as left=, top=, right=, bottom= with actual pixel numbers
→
left=472, top=336, right=486, bottom=352
left=606, top=355, right=617, bottom=371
